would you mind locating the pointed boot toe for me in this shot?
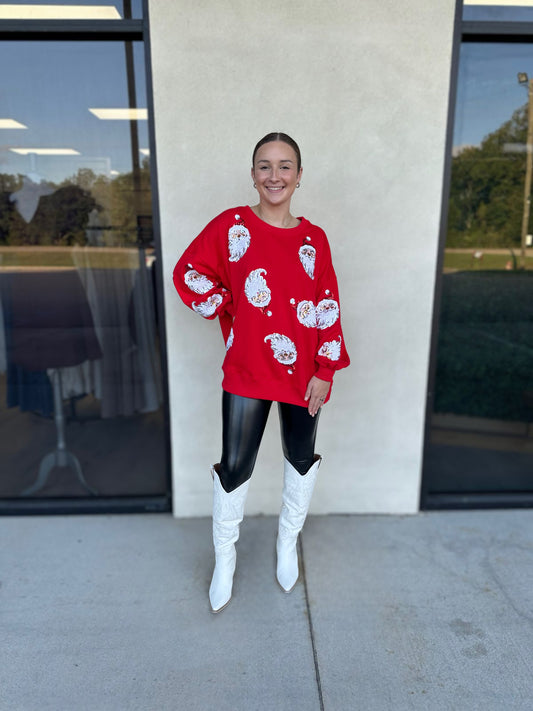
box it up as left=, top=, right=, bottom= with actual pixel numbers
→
left=276, top=538, right=299, bottom=592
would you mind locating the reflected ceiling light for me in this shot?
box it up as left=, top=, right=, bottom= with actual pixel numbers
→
left=0, top=119, right=28, bottom=129
left=139, top=149, right=150, bottom=156
left=10, top=148, right=80, bottom=155
left=89, top=108, right=148, bottom=120
left=0, top=5, right=121, bottom=19
left=464, top=1, right=533, bottom=5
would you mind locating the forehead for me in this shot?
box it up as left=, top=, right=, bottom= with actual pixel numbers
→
left=254, top=140, right=297, bottom=163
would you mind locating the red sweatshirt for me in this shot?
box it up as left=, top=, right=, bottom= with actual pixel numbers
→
left=173, top=206, right=350, bottom=407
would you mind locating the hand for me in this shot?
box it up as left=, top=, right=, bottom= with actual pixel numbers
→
left=304, top=375, right=330, bottom=417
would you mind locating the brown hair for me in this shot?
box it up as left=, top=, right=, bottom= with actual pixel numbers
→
left=252, top=133, right=301, bottom=172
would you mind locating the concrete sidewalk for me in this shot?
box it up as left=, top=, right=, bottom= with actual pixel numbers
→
left=2, top=510, right=532, bottom=710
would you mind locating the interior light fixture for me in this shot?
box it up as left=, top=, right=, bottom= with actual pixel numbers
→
left=0, top=5, right=122, bottom=19
left=10, top=148, right=81, bottom=155
left=89, top=108, right=148, bottom=120
left=464, top=1, right=533, bottom=6
left=0, top=119, right=28, bottom=129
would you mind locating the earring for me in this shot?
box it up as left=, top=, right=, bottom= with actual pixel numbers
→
left=253, top=182, right=256, bottom=188
left=296, top=182, right=301, bottom=188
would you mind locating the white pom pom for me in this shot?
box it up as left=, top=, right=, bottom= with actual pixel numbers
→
left=325, top=289, right=330, bottom=295
left=287, top=369, right=293, bottom=374
left=290, top=298, right=295, bottom=305
left=306, top=236, right=311, bottom=241
left=267, top=310, right=272, bottom=317
left=187, top=263, right=193, bottom=269
left=235, top=214, right=240, bottom=220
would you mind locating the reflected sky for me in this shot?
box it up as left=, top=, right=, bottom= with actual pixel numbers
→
left=454, top=43, right=533, bottom=149
left=0, top=40, right=148, bottom=184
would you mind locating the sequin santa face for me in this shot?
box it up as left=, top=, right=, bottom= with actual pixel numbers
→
left=228, top=215, right=251, bottom=262
left=316, top=298, right=339, bottom=329
left=184, top=267, right=214, bottom=294
left=296, top=300, right=317, bottom=328
left=318, top=336, right=342, bottom=361
left=225, top=327, right=234, bottom=351
left=299, top=242, right=316, bottom=279
left=245, top=268, right=271, bottom=311
left=264, top=333, right=297, bottom=366
left=192, top=293, right=222, bottom=318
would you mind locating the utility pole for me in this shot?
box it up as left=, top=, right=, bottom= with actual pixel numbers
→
left=518, top=73, right=533, bottom=269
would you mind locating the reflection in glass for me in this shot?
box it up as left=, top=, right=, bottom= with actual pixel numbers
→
left=0, top=1, right=143, bottom=20
left=463, top=1, right=533, bottom=22
left=0, top=41, right=167, bottom=502
left=424, top=43, right=533, bottom=503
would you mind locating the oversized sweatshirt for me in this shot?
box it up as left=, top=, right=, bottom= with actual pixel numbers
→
left=173, top=206, right=350, bottom=407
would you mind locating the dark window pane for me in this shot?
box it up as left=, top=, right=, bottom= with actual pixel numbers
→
left=424, top=43, right=533, bottom=503
left=463, top=3, right=533, bottom=23
left=0, top=40, right=167, bottom=502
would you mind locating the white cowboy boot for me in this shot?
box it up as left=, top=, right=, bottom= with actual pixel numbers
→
left=209, top=467, right=249, bottom=613
left=276, top=456, right=321, bottom=592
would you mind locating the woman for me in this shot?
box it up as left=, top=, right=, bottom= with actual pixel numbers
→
left=173, top=133, right=350, bottom=612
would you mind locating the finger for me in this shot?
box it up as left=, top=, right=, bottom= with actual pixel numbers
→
left=309, top=395, right=321, bottom=417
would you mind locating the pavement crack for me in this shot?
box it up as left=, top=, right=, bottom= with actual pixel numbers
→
left=299, top=534, right=325, bottom=711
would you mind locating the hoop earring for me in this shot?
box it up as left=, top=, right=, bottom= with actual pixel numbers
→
left=296, top=182, right=301, bottom=188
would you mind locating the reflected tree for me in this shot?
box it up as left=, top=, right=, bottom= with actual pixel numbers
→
left=449, top=105, right=527, bottom=248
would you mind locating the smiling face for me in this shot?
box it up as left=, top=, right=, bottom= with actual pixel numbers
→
left=251, top=140, right=303, bottom=209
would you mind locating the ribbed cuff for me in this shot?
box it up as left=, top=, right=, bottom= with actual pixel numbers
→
left=314, top=366, right=335, bottom=383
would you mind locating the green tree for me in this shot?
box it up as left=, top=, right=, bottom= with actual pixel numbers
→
left=449, top=104, right=528, bottom=248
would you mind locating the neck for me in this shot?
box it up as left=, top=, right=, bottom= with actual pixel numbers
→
left=252, top=203, right=297, bottom=229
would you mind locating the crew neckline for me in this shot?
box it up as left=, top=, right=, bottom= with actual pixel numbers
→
left=244, top=205, right=307, bottom=232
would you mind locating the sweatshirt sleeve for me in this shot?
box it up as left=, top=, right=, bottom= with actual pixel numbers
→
left=173, top=215, right=233, bottom=326
left=313, top=235, right=350, bottom=382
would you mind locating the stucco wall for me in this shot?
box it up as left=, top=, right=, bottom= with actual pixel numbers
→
left=148, top=0, right=457, bottom=516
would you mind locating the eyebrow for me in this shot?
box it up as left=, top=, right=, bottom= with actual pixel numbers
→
left=257, top=159, right=294, bottom=164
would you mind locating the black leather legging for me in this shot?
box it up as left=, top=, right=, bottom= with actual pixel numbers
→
left=218, top=390, right=320, bottom=493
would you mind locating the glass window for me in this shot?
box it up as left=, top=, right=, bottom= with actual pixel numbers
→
left=0, top=1, right=143, bottom=20
left=424, top=42, right=533, bottom=504
left=0, top=40, right=168, bottom=504
left=463, top=1, right=533, bottom=22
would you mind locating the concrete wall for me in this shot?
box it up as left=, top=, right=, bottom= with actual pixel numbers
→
left=148, top=0, right=457, bottom=516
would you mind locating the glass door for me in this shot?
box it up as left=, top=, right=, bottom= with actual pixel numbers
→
left=0, top=39, right=169, bottom=509
left=423, top=41, right=533, bottom=507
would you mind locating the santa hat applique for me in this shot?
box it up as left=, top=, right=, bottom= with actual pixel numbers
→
left=290, top=298, right=317, bottom=328
left=264, top=333, right=297, bottom=374
left=228, top=213, right=251, bottom=262
left=184, top=264, right=215, bottom=294
left=192, top=293, right=223, bottom=318
left=316, top=289, right=339, bottom=330
left=245, top=268, right=272, bottom=316
left=298, top=236, right=316, bottom=279
left=318, top=336, right=342, bottom=361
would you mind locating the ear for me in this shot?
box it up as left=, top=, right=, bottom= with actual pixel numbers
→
left=251, top=166, right=255, bottom=180
left=297, top=166, right=303, bottom=182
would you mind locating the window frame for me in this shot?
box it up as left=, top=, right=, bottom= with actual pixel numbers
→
left=421, top=2, right=533, bottom=510
left=0, top=1, right=172, bottom=515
